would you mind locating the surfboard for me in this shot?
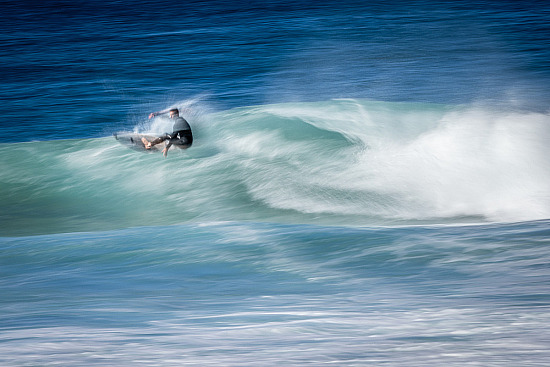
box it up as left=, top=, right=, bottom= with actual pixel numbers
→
left=113, top=132, right=165, bottom=152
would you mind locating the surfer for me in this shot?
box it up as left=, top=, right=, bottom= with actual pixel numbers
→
left=142, top=108, right=193, bottom=157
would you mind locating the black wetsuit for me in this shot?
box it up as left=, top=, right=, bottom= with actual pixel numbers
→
left=152, top=116, right=193, bottom=149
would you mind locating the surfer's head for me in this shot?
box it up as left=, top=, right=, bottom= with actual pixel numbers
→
left=169, top=108, right=179, bottom=118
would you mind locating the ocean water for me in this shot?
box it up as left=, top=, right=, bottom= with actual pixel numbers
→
left=1, top=1, right=550, bottom=365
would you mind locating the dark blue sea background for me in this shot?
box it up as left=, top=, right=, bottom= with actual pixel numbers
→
left=1, top=1, right=550, bottom=366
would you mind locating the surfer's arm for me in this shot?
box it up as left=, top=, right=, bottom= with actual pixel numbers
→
left=149, top=107, right=191, bottom=119
left=149, top=109, right=171, bottom=119
left=162, top=142, right=172, bottom=157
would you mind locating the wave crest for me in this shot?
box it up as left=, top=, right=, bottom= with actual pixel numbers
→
left=1, top=99, right=549, bottom=235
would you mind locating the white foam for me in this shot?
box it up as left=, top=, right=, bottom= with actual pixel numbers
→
left=221, top=101, right=550, bottom=223
left=360, top=108, right=550, bottom=221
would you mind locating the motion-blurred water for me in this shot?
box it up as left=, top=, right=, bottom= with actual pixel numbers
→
left=1, top=1, right=549, bottom=365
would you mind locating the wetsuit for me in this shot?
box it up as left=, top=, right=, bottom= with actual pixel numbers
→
left=151, top=116, right=193, bottom=149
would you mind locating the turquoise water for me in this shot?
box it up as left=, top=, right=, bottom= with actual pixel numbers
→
left=2, top=220, right=550, bottom=365
left=2, top=100, right=549, bottom=236
left=2, top=99, right=550, bottom=366
left=2, top=1, right=550, bottom=365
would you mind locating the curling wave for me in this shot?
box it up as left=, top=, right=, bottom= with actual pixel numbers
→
left=1, top=99, right=549, bottom=235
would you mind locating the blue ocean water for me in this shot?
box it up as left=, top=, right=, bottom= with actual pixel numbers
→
left=1, top=1, right=550, bottom=365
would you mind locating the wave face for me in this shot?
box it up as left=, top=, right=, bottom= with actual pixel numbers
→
left=1, top=99, right=549, bottom=236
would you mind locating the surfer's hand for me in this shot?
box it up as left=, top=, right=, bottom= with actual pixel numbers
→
left=162, top=147, right=168, bottom=157
left=149, top=113, right=156, bottom=119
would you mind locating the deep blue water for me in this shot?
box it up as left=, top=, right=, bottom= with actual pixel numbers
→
left=3, top=0, right=550, bottom=141
left=1, top=1, right=550, bottom=365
